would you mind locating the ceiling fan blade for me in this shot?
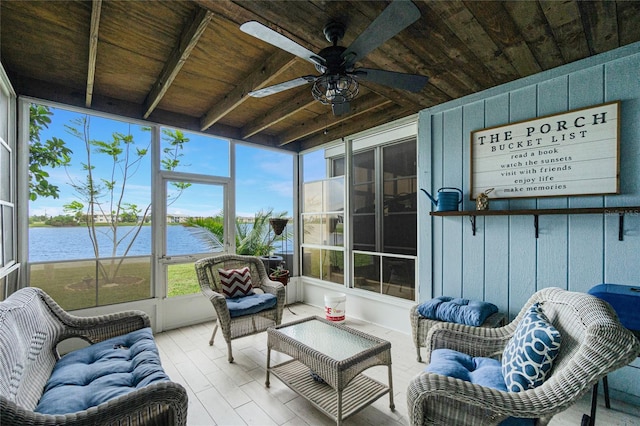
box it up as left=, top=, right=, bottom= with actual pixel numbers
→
left=342, top=0, right=421, bottom=67
left=240, top=21, right=326, bottom=68
left=332, top=101, right=351, bottom=116
left=354, top=68, right=428, bottom=92
left=248, top=76, right=316, bottom=98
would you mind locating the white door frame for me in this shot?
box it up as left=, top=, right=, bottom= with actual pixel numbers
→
left=152, top=129, right=235, bottom=330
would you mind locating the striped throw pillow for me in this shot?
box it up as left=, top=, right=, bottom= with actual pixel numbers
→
left=218, top=267, right=254, bottom=298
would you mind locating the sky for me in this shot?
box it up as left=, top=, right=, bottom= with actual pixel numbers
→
left=29, top=105, right=314, bottom=219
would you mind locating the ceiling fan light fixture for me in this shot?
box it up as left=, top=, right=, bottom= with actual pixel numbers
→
left=312, top=74, right=358, bottom=105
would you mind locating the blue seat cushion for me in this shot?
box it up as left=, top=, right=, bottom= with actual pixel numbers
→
left=226, top=292, right=277, bottom=318
left=34, top=327, right=168, bottom=415
left=426, top=349, right=534, bottom=426
left=417, top=296, right=499, bottom=326
left=426, top=348, right=508, bottom=391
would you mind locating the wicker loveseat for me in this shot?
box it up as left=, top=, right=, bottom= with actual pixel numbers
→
left=0, top=287, right=188, bottom=425
left=407, top=287, right=640, bottom=426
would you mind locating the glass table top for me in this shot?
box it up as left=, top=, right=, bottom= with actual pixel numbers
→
left=276, top=318, right=379, bottom=361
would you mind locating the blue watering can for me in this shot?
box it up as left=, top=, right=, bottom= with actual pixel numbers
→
left=421, top=187, right=463, bottom=212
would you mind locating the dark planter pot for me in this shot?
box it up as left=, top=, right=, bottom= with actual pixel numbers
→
left=269, top=271, right=289, bottom=286
left=269, top=218, right=289, bottom=236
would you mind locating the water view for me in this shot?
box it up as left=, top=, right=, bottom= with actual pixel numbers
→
left=29, top=225, right=219, bottom=262
left=29, top=223, right=293, bottom=262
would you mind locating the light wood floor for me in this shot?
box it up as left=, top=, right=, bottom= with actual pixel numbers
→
left=155, top=303, right=640, bottom=426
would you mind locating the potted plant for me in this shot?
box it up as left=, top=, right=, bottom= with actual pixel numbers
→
left=269, top=264, right=290, bottom=286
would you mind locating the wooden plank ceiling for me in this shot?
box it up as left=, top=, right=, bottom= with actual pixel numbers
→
left=2, top=0, right=639, bottom=152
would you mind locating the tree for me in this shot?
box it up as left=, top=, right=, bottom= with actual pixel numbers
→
left=236, top=209, right=289, bottom=256
left=119, top=211, right=139, bottom=223
left=45, top=214, right=79, bottom=227
left=162, top=129, right=192, bottom=203
left=61, top=116, right=189, bottom=283
left=29, top=105, right=72, bottom=200
left=186, top=208, right=290, bottom=256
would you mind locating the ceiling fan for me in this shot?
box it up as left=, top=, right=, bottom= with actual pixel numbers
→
left=240, top=0, right=429, bottom=116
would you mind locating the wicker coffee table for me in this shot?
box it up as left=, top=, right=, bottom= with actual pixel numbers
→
left=266, top=316, right=394, bottom=425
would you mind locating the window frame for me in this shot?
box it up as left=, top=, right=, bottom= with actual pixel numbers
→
left=0, top=64, right=18, bottom=299
left=300, top=119, right=418, bottom=301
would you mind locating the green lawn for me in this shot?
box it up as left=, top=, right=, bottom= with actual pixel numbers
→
left=30, top=258, right=152, bottom=310
left=167, top=263, right=200, bottom=297
left=30, top=258, right=201, bottom=310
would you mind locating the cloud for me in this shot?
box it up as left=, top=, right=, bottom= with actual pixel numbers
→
left=256, top=153, right=294, bottom=179
left=29, top=205, right=65, bottom=217
left=266, top=180, right=293, bottom=198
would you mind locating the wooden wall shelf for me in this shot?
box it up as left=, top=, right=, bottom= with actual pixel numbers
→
left=430, top=206, right=640, bottom=240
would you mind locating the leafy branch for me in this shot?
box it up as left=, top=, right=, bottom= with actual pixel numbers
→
left=28, top=105, right=72, bottom=201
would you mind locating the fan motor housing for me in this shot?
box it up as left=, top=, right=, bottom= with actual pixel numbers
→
left=323, top=21, right=345, bottom=44
left=318, top=45, right=348, bottom=74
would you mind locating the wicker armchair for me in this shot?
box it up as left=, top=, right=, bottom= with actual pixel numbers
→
left=195, top=254, right=285, bottom=362
left=0, top=287, right=188, bottom=425
left=407, top=287, right=640, bottom=426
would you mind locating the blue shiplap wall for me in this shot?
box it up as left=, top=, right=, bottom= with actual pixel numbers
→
left=418, top=42, right=640, bottom=402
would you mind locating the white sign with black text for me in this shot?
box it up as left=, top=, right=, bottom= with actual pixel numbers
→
left=470, top=101, right=620, bottom=200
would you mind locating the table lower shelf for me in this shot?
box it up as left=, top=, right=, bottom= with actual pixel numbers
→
left=269, top=359, right=391, bottom=422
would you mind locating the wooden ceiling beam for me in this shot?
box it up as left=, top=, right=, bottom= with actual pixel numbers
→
left=299, top=104, right=414, bottom=151
left=85, top=0, right=102, bottom=108
left=143, top=7, right=213, bottom=119
left=241, top=88, right=315, bottom=139
left=278, top=93, right=392, bottom=146
left=200, top=50, right=298, bottom=131
left=11, top=75, right=291, bottom=150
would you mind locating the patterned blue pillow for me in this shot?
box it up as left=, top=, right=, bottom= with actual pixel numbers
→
left=502, top=302, right=562, bottom=392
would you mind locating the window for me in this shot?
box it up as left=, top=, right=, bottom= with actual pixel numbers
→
left=305, top=133, right=417, bottom=301
left=235, top=144, right=294, bottom=269
left=350, top=139, right=416, bottom=301
left=27, top=106, right=154, bottom=309
left=301, top=148, right=345, bottom=285
left=382, top=141, right=417, bottom=255
left=352, top=149, right=375, bottom=251
left=24, top=103, right=295, bottom=309
left=161, top=127, right=230, bottom=177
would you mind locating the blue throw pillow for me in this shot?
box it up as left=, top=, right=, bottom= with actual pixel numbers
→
left=502, top=303, right=562, bottom=392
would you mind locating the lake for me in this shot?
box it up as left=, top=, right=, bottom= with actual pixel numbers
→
left=29, top=224, right=293, bottom=262
left=29, top=225, right=220, bottom=262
